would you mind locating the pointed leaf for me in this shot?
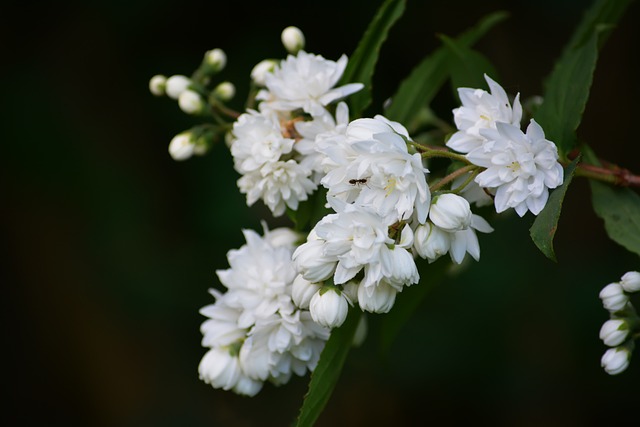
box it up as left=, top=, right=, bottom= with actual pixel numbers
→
left=562, top=0, right=633, bottom=53
left=529, top=156, right=580, bottom=261
left=339, top=0, right=406, bottom=116
left=384, top=11, right=507, bottom=124
left=439, top=34, right=498, bottom=92
left=295, top=310, right=361, bottom=427
left=591, top=181, right=640, bottom=258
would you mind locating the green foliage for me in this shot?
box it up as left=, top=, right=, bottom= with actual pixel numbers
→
left=295, top=310, right=362, bottom=427
left=339, top=0, right=406, bottom=117
left=384, top=11, right=507, bottom=124
left=439, top=35, right=498, bottom=93
left=287, top=187, right=331, bottom=232
left=529, top=156, right=580, bottom=262
left=591, top=181, right=640, bottom=258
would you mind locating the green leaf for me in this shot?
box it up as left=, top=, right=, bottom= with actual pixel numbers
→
left=529, top=156, right=580, bottom=262
left=562, top=0, right=633, bottom=53
left=534, top=33, right=599, bottom=158
left=384, top=11, right=508, bottom=124
left=591, top=181, right=640, bottom=258
left=295, top=310, right=362, bottom=427
left=286, top=187, right=331, bottom=232
left=439, top=34, right=498, bottom=92
left=340, top=0, right=406, bottom=116
left=379, top=257, right=448, bottom=356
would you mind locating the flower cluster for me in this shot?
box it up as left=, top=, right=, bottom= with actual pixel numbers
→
left=293, top=116, right=494, bottom=328
left=598, top=271, right=640, bottom=375
left=447, top=74, right=564, bottom=216
left=198, top=226, right=329, bottom=396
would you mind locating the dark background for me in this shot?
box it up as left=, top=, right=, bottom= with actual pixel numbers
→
left=3, top=0, right=640, bottom=425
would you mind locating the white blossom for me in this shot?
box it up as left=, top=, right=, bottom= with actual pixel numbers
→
left=292, top=274, right=321, bottom=309
left=149, top=74, right=166, bottom=96
left=319, top=117, right=430, bottom=224
left=165, top=74, right=191, bottom=100
left=357, top=280, right=397, bottom=313
left=599, top=319, right=630, bottom=347
left=257, top=51, right=363, bottom=116
left=168, top=131, right=206, bottom=161
left=205, top=48, right=227, bottom=71
left=447, top=74, right=522, bottom=153
left=309, top=287, right=349, bottom=328
left=429, top=194, right=472, bottom=232
left=601, top=346, right=631, bottom=375
left=178, top=89, right=205, bottom=114
left=599, top=283, right=629, bottom=313
left=467, top=119, right=564, bottom=216
left=621, top=271, right=640, bottom=293
left=213, top=81, right=236, bottom=101
left=237, top=160, right=317, bottom=217
left=251, top=59, right=277, bottom=86
left=281, top=26, right=305, bottom=54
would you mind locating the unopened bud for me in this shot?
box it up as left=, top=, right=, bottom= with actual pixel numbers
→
left=149, top=74, right=167, bottom=96
left=599, top=283, right=629, bottom=313
left=250, top=59, right=277, bottom=86
left=429, top=194, right=472, bottom=232
left=309, top=287, right=348, bottom=329
left=599, top=319, right=630, bottom=347
left=621, top=271, right=640, bottom=293
left=178, top=89, right=205, bottom=115
left=213, top=81, right=236, bottom=102
left=292, top=274, right=321, bottom=309
left=204, top=48, right=227, bottom=72
left=168, top=131, right=201, bottom=161
left=414, top=223, right=451, bottom=262
left=281, top=26, right=305, bottom=54
left=357, top=281, right=397, bottom=314
left=165, top=75, right=191, bottom=100
left=601, top=346, right=631, bottom=375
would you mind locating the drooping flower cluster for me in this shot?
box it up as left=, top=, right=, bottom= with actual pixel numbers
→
left=292, top=116, right=494, bottom=327
left=447, top=74, right=564, bottom=216
left=198, top=227, right=329, bottom=396
left=228, top=41, right=363, bottom=216
left=598, top=271, right=640, bottom=375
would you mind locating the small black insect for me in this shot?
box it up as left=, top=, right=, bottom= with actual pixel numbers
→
left=348, top=178, right=368, bottom=186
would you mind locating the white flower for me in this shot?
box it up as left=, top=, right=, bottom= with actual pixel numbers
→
left=257, top=51, right=363, bottom=116
left=262, top=226, right=301, bottom=248
left=319, top=117, right=430, bottom=224
left=414, top=222, right=450, bottom=262
left=292, top=274, right=321, bottom=309
left=309, top=287, right=349, bottom=328
left=599, top=319, right=630, bottom=347
left=447, top=74, right=522, bottom=153
left=467, top=119, right=564, bottom=216
left=230, top=110, right=294, bottom=174
left=621, top=271, right=640, bottom=293
left=237, top=160, right=316, bottom=217
left=205, top=48, right=227, bottom=71
left=293, top=237, right=338, bottom=283
left=148, top=74, right=166, bottom=96
left=178, top=89, right=205, bottom=114
left=199, top=347, right=264, bottom=396
left=599, top=283, right=629, bottom=313
left=429, top=194, right=472, bottom=232
left=213, top=81, right=236, bottom=101
left=168, top=131, right=206, bottom=161
left=281, top=26, right=305, bottom=54
left=165, top=74, right=191, bottom=100
left=251, top=59, right=277, bottom=86
left=357, top=280, right=397, bottom=313
left=601, top=346, right=631, bottom=375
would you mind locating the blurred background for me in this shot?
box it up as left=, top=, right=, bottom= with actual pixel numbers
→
left=3, top=0, right=640, bottom=425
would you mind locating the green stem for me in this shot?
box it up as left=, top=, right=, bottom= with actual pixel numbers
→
left=420, top=148, right=471, bottom=164
left=429, top=165, right=479, bottom=193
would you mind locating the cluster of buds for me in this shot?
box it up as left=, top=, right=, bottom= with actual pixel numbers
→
left=149, top=48, right=235, bottom=160
left=598, top=271, right=640, bottom=375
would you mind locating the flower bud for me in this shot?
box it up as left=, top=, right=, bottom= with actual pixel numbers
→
left=599, top=283, right=629, bottom=313
left=251, top=59, right=277, bottom=86
left=621, top=271, right=640, bottom=293
left=165, top=74, right=191, bottom=100
left=198, top=347, right=241, bottom=390
left=178, top=89, right=205, bottom=115
left=213, top=81, right=236, bottom=102
left=292, top=274, right=321, bottom=309
left=357, top=281, right=397, bottom=314
left=309, top=287, right=348, bottom=328
left=168, top=131, right=199, bottom=161
left=429, top=194, right=472, bottom=232
left=233, top=376, right=263, bottom=397
left=599, top=319, right=630, bottom=347
left=148, top=74, right=167, bottom=96
left=414, top=223, right=451, bottom=262
left=281, top=26, right=305, bottom=54
left=601, top=346, right=631, bottom=375
left=292, top=239, right=336, bottom=283
left=204, top=48, right=227, bottom=72
left=341, top=280, right=359, bottom=305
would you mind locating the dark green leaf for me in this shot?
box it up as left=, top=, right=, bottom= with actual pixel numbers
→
left=529, top=156, right=580, bottom=262
left=439, top=34, right=498, bottom=92
left=562, top=0, right=633, bottom=53
left=591, top=181, right=640, bottom=258
left=287, top=187, right=331, bottom=232
left=340, top=0, right=406, bottom=116
left=534, top=33, right=598, bottom=158
left=379, top=257, right=447, bottom=356
left=295, top=310, right=362, bottom=427
left=384, top=11, right=508, bottom=124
